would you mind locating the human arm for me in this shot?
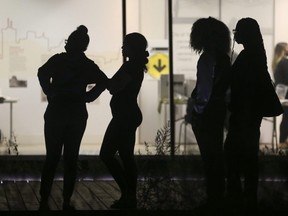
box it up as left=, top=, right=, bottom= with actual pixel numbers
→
left=193, top=53, right=215, bottom=114
left=37, top=55, right=58, bottom=99
left=85, top=81, right=107, bottom=102
left=107, top=64, right=131, bottom=95
left=84, top=64, right=108, bottom=103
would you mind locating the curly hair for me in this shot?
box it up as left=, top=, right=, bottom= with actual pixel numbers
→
left=190, top=17, right=231, bottom=55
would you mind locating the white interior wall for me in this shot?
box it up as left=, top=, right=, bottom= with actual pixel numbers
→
left=274, top=0, right=288, bottom=43
left=0, top=0, right=123, bottom=152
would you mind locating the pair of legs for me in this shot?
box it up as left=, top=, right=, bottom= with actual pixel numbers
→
left=224, top=113, right=262, bottom=212
left=191, top=107, right=226, bottom=208
left=100, top=117, right=139, bottom=208
left=40, top=105, right=87, bottom=208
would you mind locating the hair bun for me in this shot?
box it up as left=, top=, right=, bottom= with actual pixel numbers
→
left=77, top=25, right=88, bottom=34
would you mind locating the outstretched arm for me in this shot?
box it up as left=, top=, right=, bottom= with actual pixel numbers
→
left=85, top=82, right=107, bottom=102
left=85, top=66, right=108, bottom=103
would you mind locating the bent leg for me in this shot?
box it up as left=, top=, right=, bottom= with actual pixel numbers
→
left=100, top=119, right=127, bottom=196
left=118, top=127, right=138, bottom=201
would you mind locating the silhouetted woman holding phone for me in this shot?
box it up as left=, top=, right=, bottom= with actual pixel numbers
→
left=100, top=32, right=148, bottom=209
left=224, top=18, right=282, bottom=214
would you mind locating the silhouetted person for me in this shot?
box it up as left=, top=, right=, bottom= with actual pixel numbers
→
left=189, top=17, right=231, bottom=212
left=100, top=32, right=149, bottom=209
left=272, top=42, right=288, bottom=149
left=224, top=18, right=283, bottom=214
left=37, top=25, right=107, bottom=211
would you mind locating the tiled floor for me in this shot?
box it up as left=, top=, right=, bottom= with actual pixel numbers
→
left=0, top=178, right=287, bottom=215
left=0, top=141, right=287, bottom=215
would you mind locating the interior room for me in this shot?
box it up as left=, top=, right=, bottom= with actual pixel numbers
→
left=0, top=0, right=287, bottom=214
left=1, top=0, right=287, bottom=156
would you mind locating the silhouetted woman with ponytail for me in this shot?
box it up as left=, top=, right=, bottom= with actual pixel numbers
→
left=100, top=32, right=149, bottom=209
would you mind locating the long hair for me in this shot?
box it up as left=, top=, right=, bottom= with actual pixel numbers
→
left=272, top=42, right=288, bottom=73
left=190, top=17, right=231, bottom=55
left=235, top=18, right=264, bottom=48
left=235, top=18, right=267, bottom=69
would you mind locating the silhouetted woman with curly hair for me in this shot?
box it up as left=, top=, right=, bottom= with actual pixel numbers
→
left=189, top=17, right=231, bottom=212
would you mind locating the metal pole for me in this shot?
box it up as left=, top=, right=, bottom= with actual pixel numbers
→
left=168, top=0, right=175, bottom=158
left=10, top=102, right=13, bottom=142
left=122, top=0, right=127, bottom=63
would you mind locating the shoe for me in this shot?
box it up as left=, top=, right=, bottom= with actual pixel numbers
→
left=38, top=200, right=49, bottom=211
left=110, top=197, right=137, bottom=209
left=63, top=202, right=75, bottom=211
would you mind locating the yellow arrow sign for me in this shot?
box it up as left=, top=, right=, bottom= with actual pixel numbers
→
left=147, top=53, right=169, bottom=79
